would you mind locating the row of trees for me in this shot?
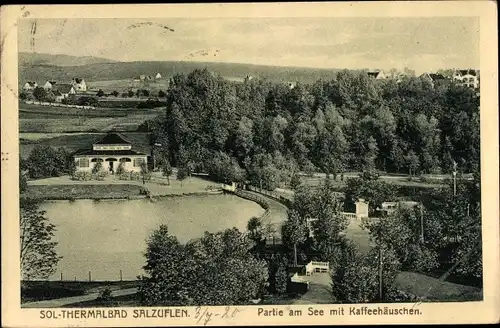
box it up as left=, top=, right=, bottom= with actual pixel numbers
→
left=143, top=68, right=479, bottom=190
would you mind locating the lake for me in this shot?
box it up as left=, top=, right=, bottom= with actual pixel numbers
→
left=40, top=194, right=265, bottom=281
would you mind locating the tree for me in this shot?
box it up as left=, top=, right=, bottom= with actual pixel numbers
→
left=20, top=168, right=28, bottom=194
left=290, top=171, right=302, bottom=190
left=247, top=217, right=266, bottom=252
left=158, top=90, right=166, bottom=98
left=330, top=240, right=401, bottom=303
left=161, top=157, right=173, bottom=185
left=116, top=161, right=125, bottom=175
left=274, top=255, right=289, bottom=295
left=33, top=87, right=47, bottom=101
left=20, top=199, right=61, bottom=280
left=140, top=161, right=150, bottom=185
left=97, top=89, right=105, bottom=97
left=26, top=145, right=61, bottom=179
left=139, top=226, right=269, bottom=306
left=111, top=90, right=119, bottom=97
left=138, top=225, right=190, bottom=306
left=282, top=209, right=308, bottom=266
left=127, top=90, right=135, bottom=98
left=177, top=166, right=188, bottom=187
left=363, top=206, right=440, bottom=273
left=344, top=175, right=397, bottom=216
left=92, top=160, right=103, bottom=174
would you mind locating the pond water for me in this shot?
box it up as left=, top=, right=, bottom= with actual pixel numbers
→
left=40, top=194, right=264, bottom=281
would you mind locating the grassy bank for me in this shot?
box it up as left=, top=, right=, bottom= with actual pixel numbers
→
left=22, top=184, right=146, bottom=201
left=22, top=280, right=139, bottom=303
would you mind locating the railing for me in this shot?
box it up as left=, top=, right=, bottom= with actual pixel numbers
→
left=340, top=212, right=357, bottom=219
left=246, top=185, right=293, bottom=207
left=310, top=261, right=329, bottom=268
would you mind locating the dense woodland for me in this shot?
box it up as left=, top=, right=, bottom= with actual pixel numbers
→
left=142, top=68, right=480, bottom=189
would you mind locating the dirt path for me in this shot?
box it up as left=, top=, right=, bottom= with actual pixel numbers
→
left=22, top=288, right=138, bottom=308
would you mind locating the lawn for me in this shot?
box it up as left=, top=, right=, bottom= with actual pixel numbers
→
left=22, top=184, right=146, bottom=201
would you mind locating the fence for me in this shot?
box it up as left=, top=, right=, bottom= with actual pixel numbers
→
left=246, top=185, right=293, bottom=207
left=24, top=100, right=96, bottom=109
left=56, top=270, right=126, bottom=282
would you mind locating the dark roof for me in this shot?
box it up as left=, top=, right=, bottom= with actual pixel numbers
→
left=26, top=81, right=37, bottom=86
left=73, top=149, right=146, bottom=156
left=367, top=71, right=380, bottom=77
left=54, top=84, right=74, bottom=94
left=429, top=73, right=446, bottom=81
left=94, top=132, right=132, bottom=145
left=73, top=78, right=84, bottom=84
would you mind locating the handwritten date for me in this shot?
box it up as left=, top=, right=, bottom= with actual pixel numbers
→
left=194, top=306, right=242, bottom=326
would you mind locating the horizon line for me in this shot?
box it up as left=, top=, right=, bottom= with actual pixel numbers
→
left=19, top=51, right=479, bottom=74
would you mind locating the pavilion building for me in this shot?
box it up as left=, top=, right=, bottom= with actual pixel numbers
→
left=73, top=132, right=148, bottom=174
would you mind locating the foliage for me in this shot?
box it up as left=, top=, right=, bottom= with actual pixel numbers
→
left=247, top=216, right=266, bottom=252
left=33, top=87, right=47, bottom=101
left=96, top=89, right=105, bottom=97
left=91, top=160, right=103, bottom=174
left=26, top=145, right=72, bottom=179
left=139, top=225, right=269, bottom=306
left=96, top=287, right=117, bottom=307
left=20, top=169, right=28, bottom=193
left=116, top=162, right=125, bottom=176
left=344, top=174, right=397, bottom=215
left=158, top=90, right=166, bottom=98
left=20, top=199, right=61, bottom=280
left=111, top=90, right=119, bottom=97
left=206, top=151, right=245, bottom=184
left=71, top=171, right=92, bottom=181
left=329, top=240, right=401, bottom=303
left=143, top=69, right=478, bottom=185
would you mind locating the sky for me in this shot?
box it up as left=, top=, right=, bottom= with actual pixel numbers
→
left=18, top=17, right=479, bottom=75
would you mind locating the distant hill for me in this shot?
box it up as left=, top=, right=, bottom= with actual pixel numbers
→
left=19, top=53, right=345, bottom=85
left=19, top=52, right=117, bottom=67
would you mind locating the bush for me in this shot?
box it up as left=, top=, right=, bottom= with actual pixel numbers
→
left=95, top=287, right=117, bottom=307
left=71, top=171, right=92, bottom=181
left=93, top=170, right=108, bottom=181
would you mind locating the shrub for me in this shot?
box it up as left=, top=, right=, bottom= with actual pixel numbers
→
left=91, top=161, right=103, bottom=174
left=71, top=171, right=92, bottom=181
left=116, top=162, right=125, bottom=175
left=93, top=170, right=108, bottom=181
left=95, top=287, right=117, bottom=307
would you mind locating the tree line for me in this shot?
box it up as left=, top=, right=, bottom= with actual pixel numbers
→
left=142, top=68, right=479, bottom=190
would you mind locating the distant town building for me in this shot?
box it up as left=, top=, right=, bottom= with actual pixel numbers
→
left=453, top=69, right=479, bottom=89
left=155, top=73, right=162, bottom=79
left=23, top=81, right=38, bottom=91
left=367, top=70, right=388, bottom=80
left=53, top=84, right=76, bottom=101
left=73, top=132, right=148, bottom=174
left=43, top=80, right=57, bottom=90
left=419, top=72, right=447, bottom=87
left=71, top=78, right=87, bottom=92
left=288, top=82, right=297, bottom=89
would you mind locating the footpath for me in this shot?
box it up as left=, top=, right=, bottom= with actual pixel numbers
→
left=22, top=288, right=138, bottom=308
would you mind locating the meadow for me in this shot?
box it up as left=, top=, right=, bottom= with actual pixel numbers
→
left=19, top=104, right=162, bottom=134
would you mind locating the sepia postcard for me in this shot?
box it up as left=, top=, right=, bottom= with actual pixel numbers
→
left=1, top=2, right=499, bottom=327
